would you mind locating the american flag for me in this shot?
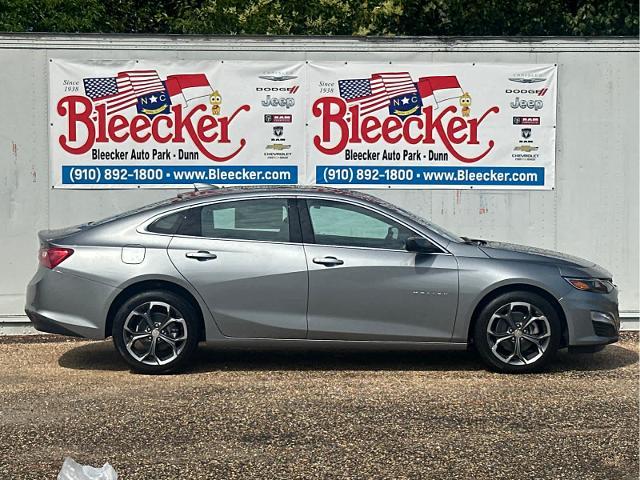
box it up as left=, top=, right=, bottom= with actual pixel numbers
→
left=338, top=72, right=418, bottom=115
left=83, top=70, right=165, bottom=115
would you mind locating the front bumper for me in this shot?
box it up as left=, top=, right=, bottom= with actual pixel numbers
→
left=25, top=267, right=119, bottom=339
left=559, top=286, right=620, bottom=347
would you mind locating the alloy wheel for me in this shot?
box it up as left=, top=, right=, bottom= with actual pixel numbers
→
left=486, top=302, right=551, bottom=366
left=123, top=301, right=188, bottom=366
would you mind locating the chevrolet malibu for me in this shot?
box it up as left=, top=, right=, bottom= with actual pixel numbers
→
left=26, top=186, right=619, bottom=373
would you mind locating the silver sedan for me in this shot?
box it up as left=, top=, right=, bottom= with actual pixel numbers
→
left=26, top=186, right=619, bottom=373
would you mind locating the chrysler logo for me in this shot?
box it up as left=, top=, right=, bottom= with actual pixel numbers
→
left=508, top=77, right=546, bottom=84
left=258, top=75, right=298, bottom=82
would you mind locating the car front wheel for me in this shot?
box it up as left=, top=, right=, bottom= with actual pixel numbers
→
left=473, top=291, right=562, bottom=373
left=112, top=290, right=200, bottom=374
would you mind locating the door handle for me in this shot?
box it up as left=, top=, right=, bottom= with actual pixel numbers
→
left=185, top=251, right=218, bottom=261
left=312, top=256, right=344, bottom=266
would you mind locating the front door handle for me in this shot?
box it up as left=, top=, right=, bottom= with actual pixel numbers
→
left=185, top=251, right=218, bottom=261
left=312, top=256, right=344, bottom=266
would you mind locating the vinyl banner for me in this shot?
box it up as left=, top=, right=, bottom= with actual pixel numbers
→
left=49, top=59, right=305, bottom=188
left=308, top=62, right=556, bottom=189
left=49, top=60, right=556, bottom=189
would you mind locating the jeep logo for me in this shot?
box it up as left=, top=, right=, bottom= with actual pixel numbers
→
left=510, top=97, right=543, bottom=111
left=505, top=88, right=548, bottom=96
left=261, top=95, right=295, bottom=109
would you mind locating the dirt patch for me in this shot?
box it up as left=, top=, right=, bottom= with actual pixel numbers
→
left=0, top=334, right=637, bottom=479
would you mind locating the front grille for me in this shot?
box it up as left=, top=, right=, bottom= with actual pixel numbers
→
left=592, top=321, right=617, bottom=338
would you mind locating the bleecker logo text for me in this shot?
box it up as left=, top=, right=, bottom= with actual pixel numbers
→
left=312, top=97, right=499, bottom=163
left=57, top=96, right=250, bottom=162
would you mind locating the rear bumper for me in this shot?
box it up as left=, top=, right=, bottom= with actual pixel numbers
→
left=560, top=287, right=620, bottom=347
left=25, top=309, right=84, bottom=337
left=25, top=267, right=119, bottom=339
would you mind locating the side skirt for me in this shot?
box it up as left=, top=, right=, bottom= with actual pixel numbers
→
left=201, top=338, right=468, bottom=351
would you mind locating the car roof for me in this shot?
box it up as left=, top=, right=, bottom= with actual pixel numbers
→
left=173, top=185, right=383, bottom=205
left=78, top=184, right=462, bottom=248
left=86, top=185, right=388, bottom=230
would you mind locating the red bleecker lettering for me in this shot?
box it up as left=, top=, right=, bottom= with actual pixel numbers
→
left=312, top=97, right=500, bottom=163
left=403, top=117, right=422, bottom=145
left=130, top=115, right=152, bottom=143
left=313, top=97, right=349, bottom=155
left=382, top=116, right=403, bottom=144
left=95, top=104, right=108, bottom=142
left=361, top=116, right=381, bottom=143
left=56, top=96, right=251, bottom=162
left=58, top=96, right=95, bottom=155
left=446, top=117, right=468, bottom=144
left=108, top=115, right=129, bottom=142
left=151, top=115, right=173, bottom=143
left=348, top=104, right=361, bottom=143
left=467, top=107, right=499, bottom=145
left=217, top=104, right=249, bottom=144
left=174, top=104, right=250, bottom=162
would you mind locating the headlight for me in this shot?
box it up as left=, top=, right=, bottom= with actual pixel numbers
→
left=564, top=277, right=614, bottom=294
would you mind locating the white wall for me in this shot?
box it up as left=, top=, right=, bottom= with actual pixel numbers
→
left=0, top=35, right=638, bottom=318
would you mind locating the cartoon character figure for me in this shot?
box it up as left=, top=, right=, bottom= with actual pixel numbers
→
left=209, top=91, right=222, bottom=115
left=459, top=92, right=472, bottom=117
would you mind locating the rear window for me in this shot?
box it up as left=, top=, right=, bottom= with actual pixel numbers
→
left=147, top=212, right=184, bottom=234
left=89, top=198, right=177, bottom=227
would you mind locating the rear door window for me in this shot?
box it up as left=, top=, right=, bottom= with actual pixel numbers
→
left=177, top=199, right=292, bottom=242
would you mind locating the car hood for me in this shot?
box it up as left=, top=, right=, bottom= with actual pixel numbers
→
left=477, top=241, right=612, bottom=278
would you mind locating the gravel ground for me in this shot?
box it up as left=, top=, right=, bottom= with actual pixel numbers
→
left=0, top=333, right=638, bottom=479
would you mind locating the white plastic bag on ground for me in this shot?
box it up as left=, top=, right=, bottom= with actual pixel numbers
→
left=57, top=457, right=118, bottom=480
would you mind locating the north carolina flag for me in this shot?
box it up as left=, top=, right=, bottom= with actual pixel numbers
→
left=417, top=76, right=464, bottom=105
left=165, top=73, right=213, bottom=104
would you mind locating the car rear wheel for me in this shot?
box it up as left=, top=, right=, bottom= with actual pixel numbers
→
left=473, top=291, right=561, bottom=373
left=112, top=290, right=200, bottom=374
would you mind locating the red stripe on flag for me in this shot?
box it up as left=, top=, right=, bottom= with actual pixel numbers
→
left=165, top=77, right=182, bottom=97
left=423, top=76, right=461, bottom=91
left=418, top=76, right=462, bottom=99
left=167, top=73, right=211, bottom=90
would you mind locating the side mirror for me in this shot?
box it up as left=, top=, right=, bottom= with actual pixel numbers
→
left=405, top=236, right=441, bottom=254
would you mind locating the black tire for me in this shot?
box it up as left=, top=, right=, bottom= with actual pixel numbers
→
left=473, top=291, right=562, bottom=373
left=112, top=290, right=200, bottom=374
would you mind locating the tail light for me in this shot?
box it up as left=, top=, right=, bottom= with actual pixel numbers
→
left=39, top=246, right=74, bottom=269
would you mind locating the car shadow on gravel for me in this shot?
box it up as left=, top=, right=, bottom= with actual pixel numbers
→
left=57, top=340, right=639, bottom=374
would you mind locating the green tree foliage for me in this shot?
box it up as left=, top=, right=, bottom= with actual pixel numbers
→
left=0, top=0, right=637, bottom=35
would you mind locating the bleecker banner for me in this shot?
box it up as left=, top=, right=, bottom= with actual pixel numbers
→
left=308, top=62, right=557, bottom=189
left=49, top=60, right=305, bottom=188
left=49, top=60, right=556, bottom=189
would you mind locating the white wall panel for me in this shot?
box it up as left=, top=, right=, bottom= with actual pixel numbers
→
left=0, top=35, right=637, bottom=316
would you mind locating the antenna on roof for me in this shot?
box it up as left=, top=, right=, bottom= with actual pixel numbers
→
left=193, top=183, right=220, bottom=192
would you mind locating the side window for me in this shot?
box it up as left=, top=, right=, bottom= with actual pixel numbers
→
left=306, top=199, right=414, bottom=250
left=147, top=211, right=183, bottom=234
left=177, top=199, right=291, bottom=242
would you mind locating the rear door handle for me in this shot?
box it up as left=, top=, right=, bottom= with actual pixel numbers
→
left=312, top=256, right=344, bottom=266
left=185, top=251, right=218, bottom=261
